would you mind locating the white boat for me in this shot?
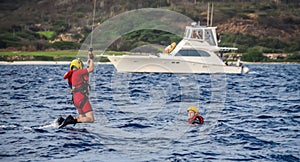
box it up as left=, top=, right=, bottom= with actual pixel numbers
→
left=107, top=22, right=249, bottom=74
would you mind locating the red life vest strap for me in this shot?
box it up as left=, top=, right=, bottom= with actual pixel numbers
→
left=195, top=116, right=204, bottom=124
left=189, top=115, right=204, bottom=124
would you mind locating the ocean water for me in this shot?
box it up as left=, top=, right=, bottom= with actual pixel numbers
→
left=0, top=63, right=299, bottom=161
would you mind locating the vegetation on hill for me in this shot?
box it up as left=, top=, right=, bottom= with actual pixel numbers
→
left=0, top=0, right=299, bottom=61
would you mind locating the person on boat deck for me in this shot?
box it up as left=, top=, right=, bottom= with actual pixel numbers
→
left=187, top=106, right=204, bottom=125
left=191, top=30, right=197, bottom=38
left=220, top=52, right=225, bottom=61
left=57, top=50, right=95, bottom=128
left=163, top=42, right=176, bottom=54
left=191, top=30, right=202, bottom=39
left=225, top=61, right=229, bottom=66
left=236, top=56, right=243, bottom=67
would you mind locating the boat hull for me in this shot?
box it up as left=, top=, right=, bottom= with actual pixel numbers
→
left=107, top=55, right=249, bottom=74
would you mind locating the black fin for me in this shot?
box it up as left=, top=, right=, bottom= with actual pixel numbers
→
left=58, top=115, right=77, bottom=129
left=56, top=117, right=65, bottom=126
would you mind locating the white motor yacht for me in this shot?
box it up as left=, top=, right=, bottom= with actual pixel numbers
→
left=107, top=22, right=249, bottom=74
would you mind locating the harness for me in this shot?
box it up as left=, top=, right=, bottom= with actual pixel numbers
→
left=73, top=74, right=90, bottom=109
left=64, top=70, right=90, bottom=109
left=189, top=115, right=204, bottom=124
left=193, top=116, right=204, bottom=124
left=73, top=78, right=89, bottom=96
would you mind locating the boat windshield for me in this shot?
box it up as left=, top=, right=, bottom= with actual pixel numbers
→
left=175, top=49, right=210, bottom=57
left=191, top=29, right=203, bottom=40
left=184, top=26, right=217, bottom=46
left=185, top=28, right=204, bottom=40
left=204, top=29, right=216, bottom=46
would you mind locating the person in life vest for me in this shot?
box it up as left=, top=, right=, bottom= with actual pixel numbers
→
left=163, top=42, right=176, bottom=54
left=187, top=106, right=204, bottom=125
left=57, top=49, right=95, bottom=128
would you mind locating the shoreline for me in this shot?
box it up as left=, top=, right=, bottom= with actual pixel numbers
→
left=0, top=61, right=298, bottom=65
left=242, top=62, right=299, bottom=64
left=0, top=61, right=112, bottom=65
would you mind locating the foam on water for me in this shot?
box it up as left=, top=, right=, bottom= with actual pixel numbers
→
left=37, top=119, right=60, bottom=129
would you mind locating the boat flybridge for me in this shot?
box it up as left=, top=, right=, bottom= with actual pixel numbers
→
left=107, top=22, right=249, bottom=74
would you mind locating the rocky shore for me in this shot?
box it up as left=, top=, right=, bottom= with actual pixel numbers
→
left=0, top=55, right=60, bottom=62
left=0, top=61, right=69, bottom=65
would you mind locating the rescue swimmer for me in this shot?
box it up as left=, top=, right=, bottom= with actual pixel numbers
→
left=57, top=49, right=95, bottom=128
left=187, top=106, right=204, bottom=125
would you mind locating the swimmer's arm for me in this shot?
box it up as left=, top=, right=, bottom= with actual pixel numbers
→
left=87, top=59, right=94, bottom=73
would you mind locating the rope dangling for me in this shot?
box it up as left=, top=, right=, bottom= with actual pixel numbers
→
left=90, top=0, right=97, bottom=49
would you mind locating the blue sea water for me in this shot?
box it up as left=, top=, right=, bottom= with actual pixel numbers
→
left=0, top=63, right=299, bottom=161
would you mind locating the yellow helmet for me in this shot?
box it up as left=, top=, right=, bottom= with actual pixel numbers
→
left=70, top=59, right=83, bottom=70
left=187, top=106, right=199, bottom=114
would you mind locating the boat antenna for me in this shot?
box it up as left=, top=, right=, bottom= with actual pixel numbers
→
left=89, top=0, right=97, bottom=51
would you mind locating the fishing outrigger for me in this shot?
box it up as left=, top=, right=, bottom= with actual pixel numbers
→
left=57, top=49, right=95, bottom=128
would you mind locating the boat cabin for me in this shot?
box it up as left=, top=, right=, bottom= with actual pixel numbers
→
left=174, top=49, right=211, bottom=57
left=183, top=22, right=218, bottom=46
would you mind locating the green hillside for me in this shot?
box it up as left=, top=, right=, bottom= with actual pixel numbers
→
left=0, top=0, right=299, bottom=61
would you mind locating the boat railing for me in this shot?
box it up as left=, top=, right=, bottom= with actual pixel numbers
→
left=219, top=47, right=238, bottom=52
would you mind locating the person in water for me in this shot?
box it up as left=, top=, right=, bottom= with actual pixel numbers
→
left=57, top=49, right=95, bottom=128
left=187, top=106, right=204, bottom=125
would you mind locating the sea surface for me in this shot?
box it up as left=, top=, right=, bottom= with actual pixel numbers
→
left=0, top=63, right=299, bottom=162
